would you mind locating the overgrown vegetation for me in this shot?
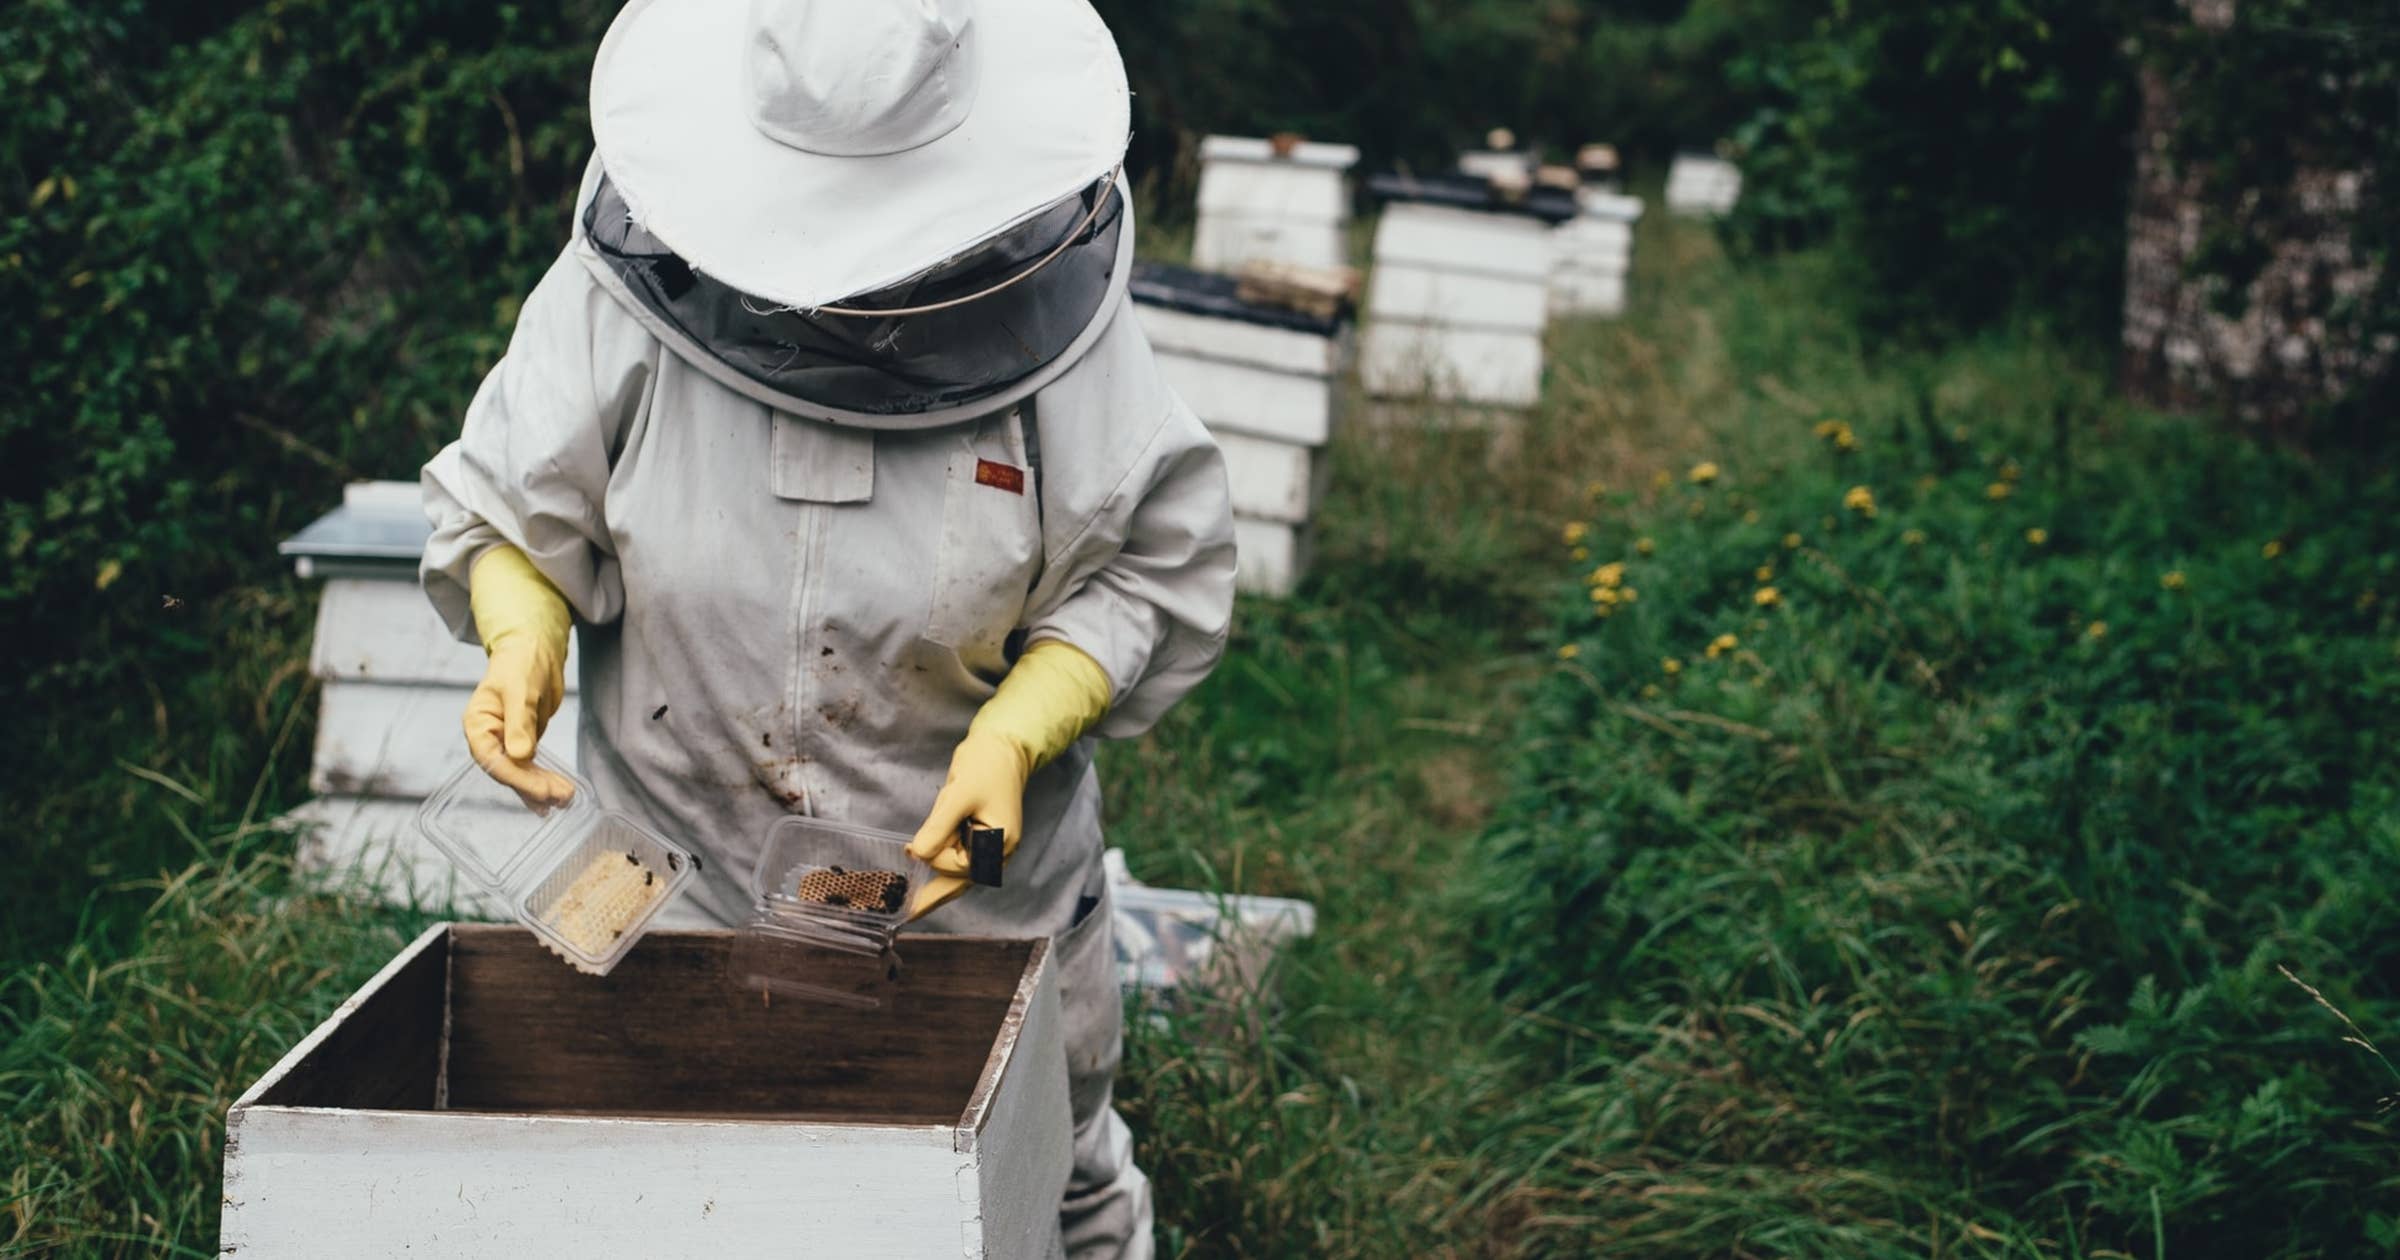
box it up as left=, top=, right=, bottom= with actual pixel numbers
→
left=1476, top=290, right=2400, bottom=1253
left=1723, top=0, right=2144, bottom=341
left=8, top=2, right=2399, bottom=1256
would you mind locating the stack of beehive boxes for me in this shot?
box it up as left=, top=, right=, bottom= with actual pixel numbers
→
left=1359, top=173, right=1576, bottom=412
left=1666, top=151, right=1744, bottom=217
left=278, top=480, right=577, bottom=911
left=1130, top=264, right=1348, bottom=597
left=1551, top=188, right=1644, bottom=318
left=1192, top=134, right=1360, bottom=273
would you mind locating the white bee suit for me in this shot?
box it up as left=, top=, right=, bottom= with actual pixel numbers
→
left=420, top=169, right=1231, bottom=1257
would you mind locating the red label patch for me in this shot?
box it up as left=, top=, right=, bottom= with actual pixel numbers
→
left=974, top=459, right=1026, bottom=495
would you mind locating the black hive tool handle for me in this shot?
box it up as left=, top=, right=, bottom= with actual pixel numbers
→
left=962, top=819, right=1006, bottom=888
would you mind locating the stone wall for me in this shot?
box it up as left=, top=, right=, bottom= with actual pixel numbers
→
left=2120, top=2, right=2386, bottom=428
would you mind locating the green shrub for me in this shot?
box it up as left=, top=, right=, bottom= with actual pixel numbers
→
left=1723, top=0, right=2145, bottom=342
left=1473, top=368, right=2400, bottom=1253
left=0, top=0, right=608, bottom=962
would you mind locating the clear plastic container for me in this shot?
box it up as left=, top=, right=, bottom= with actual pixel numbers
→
left=730, top=816, right=935, bottom=1008
left=415, top=754, right=697, bottom=977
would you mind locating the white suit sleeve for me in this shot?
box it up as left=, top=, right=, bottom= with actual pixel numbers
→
left=419, top=249, right=654, bottom=644
left=1022, top=315, right=1237, bottom=739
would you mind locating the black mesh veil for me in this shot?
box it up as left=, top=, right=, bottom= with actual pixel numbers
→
left=582, top=171, right=1125, bottom=418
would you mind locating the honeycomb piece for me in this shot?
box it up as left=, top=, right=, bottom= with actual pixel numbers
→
left=795, top=865, right=908, bottom=915
left=537, top=849, right=663, bottom=963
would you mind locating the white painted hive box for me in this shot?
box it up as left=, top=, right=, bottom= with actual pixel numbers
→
left=1192, top=134, right=1360, bottom=273
left=1360, top=174, right=1576, bottom=409
left=1130, top=263, right=1348, bottom=598
left=1551, top=190, right=1644, bottom=318
left=220, top=923, right=1071, bottom=1259
left=1666, top=153, right=1743, bottom=218
left=279, top=481, right=577, bottom=914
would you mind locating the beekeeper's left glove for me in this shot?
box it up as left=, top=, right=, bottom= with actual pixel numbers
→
left=905, top=640, right=1111, bottom=920
left=464, top=545, right=577, bottom=810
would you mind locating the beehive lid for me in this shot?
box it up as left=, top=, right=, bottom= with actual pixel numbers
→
left=279, top=480, right=429, bottom=579
left=1129, top=262, right=1345, bottom=337
left=1365, top=172, right=1578, bottom=225
left=1198, top=134, right=1360, bottom=171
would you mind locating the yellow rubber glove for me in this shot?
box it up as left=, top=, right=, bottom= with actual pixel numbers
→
left=464, top=545, right=577, bottom=809
left=904, top=640, right=1112, bottom=920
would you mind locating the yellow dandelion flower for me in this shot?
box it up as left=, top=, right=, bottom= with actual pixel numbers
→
left=2024, top=527, right=2048, bottom=546
left=1662, top=657, right=1682, bottom=676
left=1782, top=532, right=1803, bottom=550
left=1570, top=546, right=1589, bottom=562
left=2262, top=540, right=2285, bottom=560
left=1557, top=644, right=1581, bottom=661
left=1561, top=521, right=1589, bottom=546
left=1619, top=587, right=1638, bottom=603
left=1640, top=684, right=1662, bottom=700
left=1842, top=485, right=1877, bottom=517
left=1755, top=565, right=1774, bottom=582
left=1591, top=587, right=1621, bottom=607
left=1651, top=469, right=1674, bottom=491
left=1688, top=461, right=1721, bottom=485
left=1590, top=561, right=1626, bottom=589
left=1592, top=603, right=1615, bottom=620
left=1754, top=586, right=1782, bottom=608
left=1833, top=428, right=1857, bottom=453
left=1812, top=419, right=1843, bottom=439
left=1901, top=528, right=1928, bottom=547
left=1585, top=480, right=1607, bottom=501
left=1985, top=482, right=2013, bottom=501
left=1742, top=509, right=1762, bottom=524
left=1706, top=633, right=1738, bottom=660
left=1635, top=536, right=1657, bottom=556
left=2000, top=459, right=2023, bottom=483
left=2086, top=620, right=2108, bottom=640
left=2161, top=571, right=2187, bottom=592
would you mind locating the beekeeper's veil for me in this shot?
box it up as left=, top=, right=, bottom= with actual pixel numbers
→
left=574, top=0, right=1134, bottom=428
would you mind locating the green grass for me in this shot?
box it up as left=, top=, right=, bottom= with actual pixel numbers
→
left=9, top=211, right=2397, bottom=1257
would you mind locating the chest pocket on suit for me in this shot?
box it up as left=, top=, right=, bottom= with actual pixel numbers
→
left=926, top=409, right=1044, bottom=657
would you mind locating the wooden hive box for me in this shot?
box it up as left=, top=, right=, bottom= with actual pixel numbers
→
left=1665, top=152, right=1743, bottom=218
left=1550, top=190, right=1644, bottom=318
left=1359, top=173, right=1575, bottom=410
left=1191, top=134, right=1360, bottom=274
left=280, top=481, right=579, bottom=914
left=1129, top=262, right=1349, bottom=598
left=220, top=924, right=1071, bottom=1259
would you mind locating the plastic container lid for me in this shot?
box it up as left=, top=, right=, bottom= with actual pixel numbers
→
left=415, top=754, right=697, bottom=976
left=731, top=815, right=936, bottom=1008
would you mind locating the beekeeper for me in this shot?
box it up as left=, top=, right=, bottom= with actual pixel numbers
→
left=416, top=0, right=1234, bottom=1254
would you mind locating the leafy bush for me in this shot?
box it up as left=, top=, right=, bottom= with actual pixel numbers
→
left=1724, top=0, right=2144, bottom=341
left=0, top=0, right=609, bottom=961
left=1472, top=370, right=2400, bottom=1252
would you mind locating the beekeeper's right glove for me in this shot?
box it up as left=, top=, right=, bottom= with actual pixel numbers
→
left=464, top=545, right=577, bottom=809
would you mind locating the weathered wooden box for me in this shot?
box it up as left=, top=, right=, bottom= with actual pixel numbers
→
left=1130, top=263, right=1348, bottom=598
left=1191, top=134, right=1359, bottom=273
left=220, top=924, right=1070, bottom=1259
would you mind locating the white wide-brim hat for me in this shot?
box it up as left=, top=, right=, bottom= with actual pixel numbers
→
left=590, top=0, right=1131, bottom=311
